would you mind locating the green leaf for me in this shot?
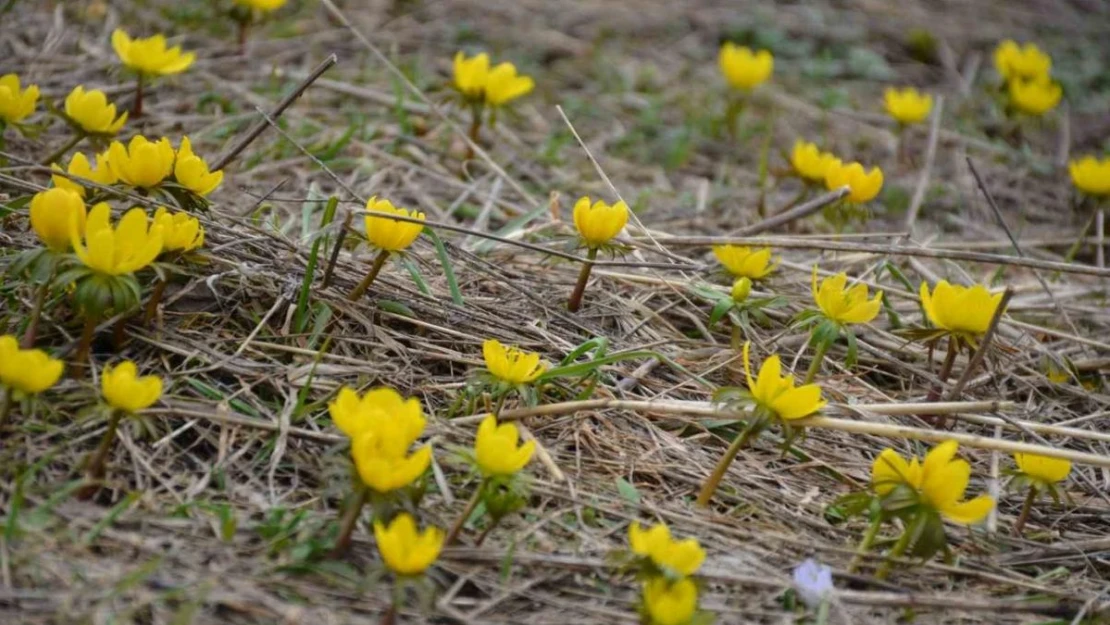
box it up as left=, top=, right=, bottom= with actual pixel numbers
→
left=377, top=299, right=416, bottom=318
left=425, top=227, right=464, bottom=306
left=708, top=299, right=733, bottom=327
left=616, top=477, right=642, bottom=504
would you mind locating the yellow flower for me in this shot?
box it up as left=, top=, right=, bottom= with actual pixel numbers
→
left=642, top=578, right=698, bottom=625
left=824, top=160, right=883, bottom=204
left=484, top=61, right=534, bottom=107
left=152, top=207, right=204, bottom=252
left=628, top=522, right=705, bottom=577
left=453, top=51, right=490, bottom=101
left=1067, top=155, right=1110, bottom=197
left=364, top=197, right=425, bottom=252
left=111, top=29, right=196, bottom=77
left=1008, top=77, right=1062, bottom=116
left=872, top=441, right=994, bottom=524
left=811, top=267, right=882, bottom=325
left=1014, top=453, right=1071, bottom=485
left=790, top=140, right=836, bottom=184
left=351, top=432, right=432, bottom=493
left=742, top=341, right=825, bottom=420
left=730, top=277, right=751, bottom=303
left=233, top=0, right=286, bottom=11
left=174, top=137, right=223, bottom=197
left=475, top=415, right=535, bottom=477
left=482, top=339, right=546, bottom=384
left=719, top=43, right=773, bottom=90
left=919, top=280, right=1004, bottom=337
left=71, top=203, right=163, bottom=276
left=52, top=151, right=117, bottom=197
left=573, top=196, right=629, bottom=247
left=0, top=335, right=64, bottom=395
left=883, top=87, right=933, bottom=125
left=108, top=135, right=175, bottom=188
left=994, top=40, right=1051, bottom=81
left=712, top=245, right=776, bottom=280
left=0, top=74, right=39, bottom=125
left=101, top=360, right=163, bottom=413
left=30, top=188, right=87, bottom=253
left=373, top=513, right=443, bottom=576
left=64, top=86, right=127, bottom=136
left=328, top=386, right=426, bottom=441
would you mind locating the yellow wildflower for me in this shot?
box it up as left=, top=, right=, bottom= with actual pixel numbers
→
left=1008, top=77, right=1062, bottom=116
left=174, top=137, right=223, bottom=197
left=63, top=86, right=127, bottom=136
left=919, top=280, right=1004, bottom=337
left=474, top=414, right=535, bottom=477
left=719, top=43, right=773, bottom=90
left=111, top=29, right=196, bottom=77
left=642, top=578, right=698, bottom=625
left=1068, top=156, right=1110, bottom=197
left=108, top=135, right=175, bottom=188
left=364, top=197, right=425, bottom=252
left=730, top=277, right=752, bottom=303
left=70, top=203, right=163, bottom=276
left=994, top=40, right=1051, bottom=81
left=712, top=245, right=776, bottom=280
left=351, top=429, right=432, bottom=493
left=152, top=207, right=204, bottom=252
left=373, top=513, right=443, bottom=576
left=1013, top=453, right=1071, bottom=486
left=453, top=51, right=490, bottom=101
left=811, top=267, right=882, bottom=325
left=742, top=341, right=825, bottom=420
left=0, top=335, right=64, bottom=395
left=30, top=188, right=87, bottom=253
left=0, top=74, right=39, bottom=125
left=790, top=140, right=836, bottom=184
left=52, top=151, right=117, bottom=197
left=872, top=441, right=993, bottom=524
left=101, top=361, right=163, bottom=413
left=573, top=196, right=629, bottom=247
left=628, top=522, right=705, bottom=577
left=482, top=339, right=546, bottom=384
left=327, top=386, right=426, bottom=441
left=233, top=0, right=286, bottom=11
left=824, top=160, right=883, bottom=204
left=883, top=87, right=933, bottom=125
left=483, top=60, right=534, bottom=106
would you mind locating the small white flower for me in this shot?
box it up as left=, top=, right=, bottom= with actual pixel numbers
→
left=793, top=558, right=834, bottom=608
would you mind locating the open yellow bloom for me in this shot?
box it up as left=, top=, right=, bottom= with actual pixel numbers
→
left=111, top=29, right=196, bottom=77
left=743, top=341, right=825, bottom=421
left=1014, top=453, right=1071, bottom=485
left=453, top=51, right=490, bottom=100
left=628, top=522, right=705, bottom=577
left=233, top=0, right=286, bottom=12
left=109, top=135, right=175, bottom=188
left=475, top=415, right=535, bottom=477
left=812, top=267, right=882, bottom=325
left=30, top=188, right=87, bottom=252
left=52, top=151, right=117, bottom=197
left=351, top=431, right=432, bottom=493
left=483, top=339, right=546, bottom=384
left=573, top=197, right=628, bottom=247
left=1068, top=156, right=1110, bottom=197
left=712, top=245, right=776, bottom=280
left=484, top=61, right=534, bottom=107
left=0, top=74, right=39, bottom=125
left=71, top=204, right=163, bottom=276
left=730, top=277, right=752, bottom=303
left=791, top=140, right=836, bottom=184
left=824, top=160, right=883, bottom=203
left=1008, top=77, right=1062, bottom=116
left=883, top=87, right=933, bottom=125
left=64, top=86, right=127, bottom=136
left=174, top=137, right=223, bottom=197
left=364, top=197, right=425, bottom=252
left=373, top=513, right=443, bottom=576
left=153, top=207, right=204, bottom=252
left=872, top=441, right=993, bottom=524
left=719, top=43, right=773, bottom=90
left=0, top=336, right=64, bottom=395
left=328, top=386, right=426, bottom=441
left=642, top=578, right=698, bottom=625
left=102, top=361, right=163, bottom=413
left=919, top=280, right=1004, bottom=337
left=994, top=40, right=1051, bottom=81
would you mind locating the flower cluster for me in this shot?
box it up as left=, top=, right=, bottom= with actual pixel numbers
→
left=629, top=522, right=707, bottom=625
left=994, top=40, right=1061, bottom=116
left=452, top=51, right=533, bottom=147
left=788, top=140, right=883, bottom=227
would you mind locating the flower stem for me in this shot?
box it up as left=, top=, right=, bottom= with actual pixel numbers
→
left=132, top=75, right=145, bottom=118
left=566, top=247, right=598, bottom=313
left=876, top=513, right=926, bottom=580
left=330, top=481, right=369, bottom=558
left=79, top=409, right=124, bottom=499
left=237, top=17, right=250, bottom=55
left=1012, top=486, right=1038, bottom=537
left=21, top=276, right=54, bottom=348
left=347, top=250, right=390, bottom=301
left=72, top=314, right=99, bottom=378
left=804, top=340, right=830, bottom=384
left=474, top=515, right=502, bottom=547
left=445, top=478, right=487, bottom=545
left=847, top=513, right=883, bottom=573
left=465, top=104, right=482, bottom=160
left=143, top=278, right=169, bottom=326
left=491, top=392, right=507, bottom=420
left=0, top=390, right=14, bottom=430
left=730, top=322, right=743, bottom=353
left=695, top=425, right=757, bottom=508
left=40, top=132, right=85, bottom=166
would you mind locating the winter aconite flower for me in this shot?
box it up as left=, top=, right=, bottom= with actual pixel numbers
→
left=475, top=415, right=535, bottom=477
left=824, top=160, right=883, bottom=204
left=174, top=137, right=223, bottom=197
left=719, top=43, right=773, bottom=90
left=628, top=522, right=706, bottom=577
left=994, top=40, right=1051, bottom=82
left=453, top=51, right=489, bottom=101
left=483, top=339, right=546, bottom=385
left=791, top=140, right=836, bottom=185
left=152, top=207, right=204, bottom=252
left=743, top=341, right=825, bottom=421
left=573, top=197, right=629, bottom=248
left=70, top=204, right=163, bottom=276
left=108, top=135, right=175, bottom=188
left=111, top=30, right=196, bottom=77
left=364, top=197, right=425, bottom=252
left=63, top=86, right=127, bottom=136
left=349, top=402, right=432, bottom=494
left=642, top=578, right=698, bottom=625
left=0, top=335, right=64, bottom=396
left=1068, top=156, right=1110, bottom=197
left=883, top=87, right=933, bottom=126
left=30, top=188, right=87, bottom=252
left=919, top=280, right=1004, bottom=338
left=373, top=513, right=443, bottom=577
left=712, top=245, right=776, bottom=280
left=1013, top=453, right=1071, bottom=487
left=484, top=61, right=535, bottom=107
left=872, top=441, right=993, bottom=524
left=233, top=0, right=286, bottom=11
left=0, top=73, right=40, bottom=125
left=102, top=361, right=163, bottom=413
left=52, top=152, right=117, bottom=197
left=1008, top=77, right=1062, bottom=116
left=328, top=386, right=426, bottom=442
left=812, top=268, right=882, bottom=326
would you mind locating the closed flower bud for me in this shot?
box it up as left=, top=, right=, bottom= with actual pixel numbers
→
left=30, top=188, right=87, bottom=252
left=730, top=277, right=752, bottom=303
left=475, top=415, right=535, bottom=477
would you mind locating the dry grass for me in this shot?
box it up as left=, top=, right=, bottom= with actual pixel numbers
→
left=2, top=0, right=1110, bottom=623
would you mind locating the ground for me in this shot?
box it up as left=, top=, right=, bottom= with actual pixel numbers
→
left=2, top=0, right=1110, bottom=623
